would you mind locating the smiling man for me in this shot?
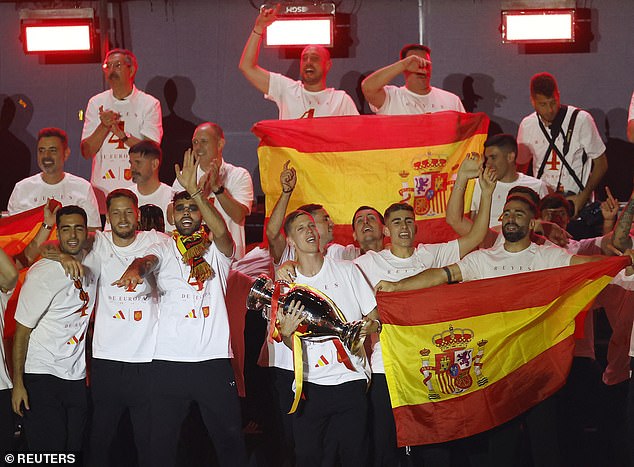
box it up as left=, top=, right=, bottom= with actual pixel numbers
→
left=8, top=128, right=101, bottom=229
left=12, top=206, right=97, bottom=452
left=239, top=6, right=358, bottom=119
left=362, top=44, right=465, bottom=115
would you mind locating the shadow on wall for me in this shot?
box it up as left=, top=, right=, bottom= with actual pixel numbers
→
left=0, top=95, right=35, bottom=211
left=146, top=76, right=203, bottom=185
left=589, top=107, right=634, bottom=202
left=443, top=73, right=518, bottom=137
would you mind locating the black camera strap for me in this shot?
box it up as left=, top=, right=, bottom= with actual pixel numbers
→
left=536, top=106, right=584, bottom=192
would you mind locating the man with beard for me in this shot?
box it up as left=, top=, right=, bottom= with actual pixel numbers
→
left=354, top=165, right=495, bottom=467
left=44, top=189, right=170, bottom=466
left=276, top=209, right=380, bottom=467
left=362, top=44, right=464, bottom=115
left=114, top=150, right=247, bottom=466
left=173, top=122, right=253, bottom=259
left=239, top=6, right=358, bottom=119
left=12, top=206, right=97, bottom=452
left=81, top=49, right=162, bottom=212
left=376, top=196, right=632, bottom=466
left=8, top=128, right=101, bottom=229
left=128, top=140, right=176, bottom=230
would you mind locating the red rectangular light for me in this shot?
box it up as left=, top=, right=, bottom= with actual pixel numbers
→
left=502, top=9, right=575, bottom=43
left=23, top=22, right=93, bottom=53
left=265, top=17, right=334, bottom=47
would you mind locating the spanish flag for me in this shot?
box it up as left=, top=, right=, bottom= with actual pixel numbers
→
left=376, top=256, right=630, bottom=447
left=253, top=113, right=488, bottom=245
left=0, top=203, right=59, bottom=338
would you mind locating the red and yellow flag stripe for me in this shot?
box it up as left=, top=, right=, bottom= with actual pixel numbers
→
left=376, top=256, right=630, bottom=446
left=253, top=113, right=488, bottom=245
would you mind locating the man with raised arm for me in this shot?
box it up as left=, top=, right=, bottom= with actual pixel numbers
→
left=362, top=44, right=464, bottom=115
left=355, top=165, right=496, bottom=466
left=12, top=206, right=97, bottom=452
left=239, top=6, right=358, bottom=119
left=114, top=150, right=247, bottom=466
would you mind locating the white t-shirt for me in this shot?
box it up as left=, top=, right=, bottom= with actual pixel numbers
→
left=371, top=85, right=465, bottom=115
left=149, top=239, right=233, bottom=362
left=264, top=242, right=361, bottom=370
left=354, top=240, right=460, bottom=373
left=8, top=173, right=101, bottom=228
left=91, top=230, right=169, bottom=362
left=15, top=257, right=98, bottom=380
left=0, top=291, right=13, bottom=390
left=471, top=173, right=549, bottom=227
left=517, top=106, right=606, bottom=194
left=266, top=72, right=359, bottom=120
left=81, top=86, right=162, bottom=212
left=293, top=257, right=376, bottom=386
left=132, top=183, right=176, bottom=231
left=457, top=242, right=573, bottom=281
left=173, top=162, right=253, bottom=260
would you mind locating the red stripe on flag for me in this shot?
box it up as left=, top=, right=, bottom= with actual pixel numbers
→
left=378, top=256, right=630, bottom=326
left=252, top=113, right=489, bottom=152
left=393, top=337, right=574, bottom=446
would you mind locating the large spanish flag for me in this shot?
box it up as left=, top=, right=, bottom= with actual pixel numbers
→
left=253, top=113, right=488, bottom=245
left=376, top=256, right=630, bottom=447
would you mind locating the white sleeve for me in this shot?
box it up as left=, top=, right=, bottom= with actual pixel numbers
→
left=82, top=184, right=102, bottom=228
left=456, top=250, right=483, bottom=282
left=6, top=185, right=22, bottom=215
left=341, top=94, right=360, bottom=116
left=419, top=239, right=461, bottom=268
left=349, top=264, right=377, bottom=316
left=629, top=92, right=634, bottom=122
left=516, top=117, right=535, bottom=166
left=265, top=72, right=295, bottom=104
left=14, top=265, right=56, bottom=328
left=226, top=168, right=254, bottom=215
left=81, top=95, right=100, bottom=141
left=370, top=85, right=397, bottom=114
left=140, top=96, right=163, bottom=143
left=578, top=111, right=606, bottom=160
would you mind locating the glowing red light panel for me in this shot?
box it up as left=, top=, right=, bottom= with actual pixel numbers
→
left=265, top=18, right=333, bottom=47
left=23, top=24, right=92, bottom=53
left=502, top=10, right=574, bottom=43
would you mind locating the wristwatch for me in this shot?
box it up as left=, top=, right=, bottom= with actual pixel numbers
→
left=213, top=186, right=225, bottom=195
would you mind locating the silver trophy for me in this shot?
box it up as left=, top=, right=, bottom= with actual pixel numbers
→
left=247, top=274, right=366, bottom=352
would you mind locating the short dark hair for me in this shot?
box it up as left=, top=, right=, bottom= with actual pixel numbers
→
left=283, top=210, right=313, bottom=237
left=172, top=190, right=193, bottom=204
left=106, top=188, right=138, bottom=210
left=129, top=140, right=162, bottom=164
left=507, top=186, right=541, bottom=207
left=539, top=193, right=574, bottom=218
left=297, top=204, right=323, bottom=215
left=400, top=44, right=431, bottom=60
left=196, top=122, right=224, bottom=140
left=38, top=127, right=68, bottom=150
left=352, top=206, right=384, bottom=227
left=105, top=48, right=138, bottom=72
left=505, top=196, right=537, bottom=218
left=384, top=202, right=414, bottom=221
left=56, top=205, right=87, bottom=228
left=139, top=204, right=165, bottom=233
left=530, top=72, right=559, bottom=98
left=484, top=133, right=518, bottom=156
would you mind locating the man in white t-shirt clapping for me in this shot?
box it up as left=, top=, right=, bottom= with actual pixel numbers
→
left=362, top=44, right=465, bottom=115
left=239, top=6, right=359, bottom=119
left=11, top=206, right=97, bottom=452
left=114, top=149, right=247, bottom=466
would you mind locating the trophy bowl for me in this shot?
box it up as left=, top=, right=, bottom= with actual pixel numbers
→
left=247, top=274, right=365, bottom=352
